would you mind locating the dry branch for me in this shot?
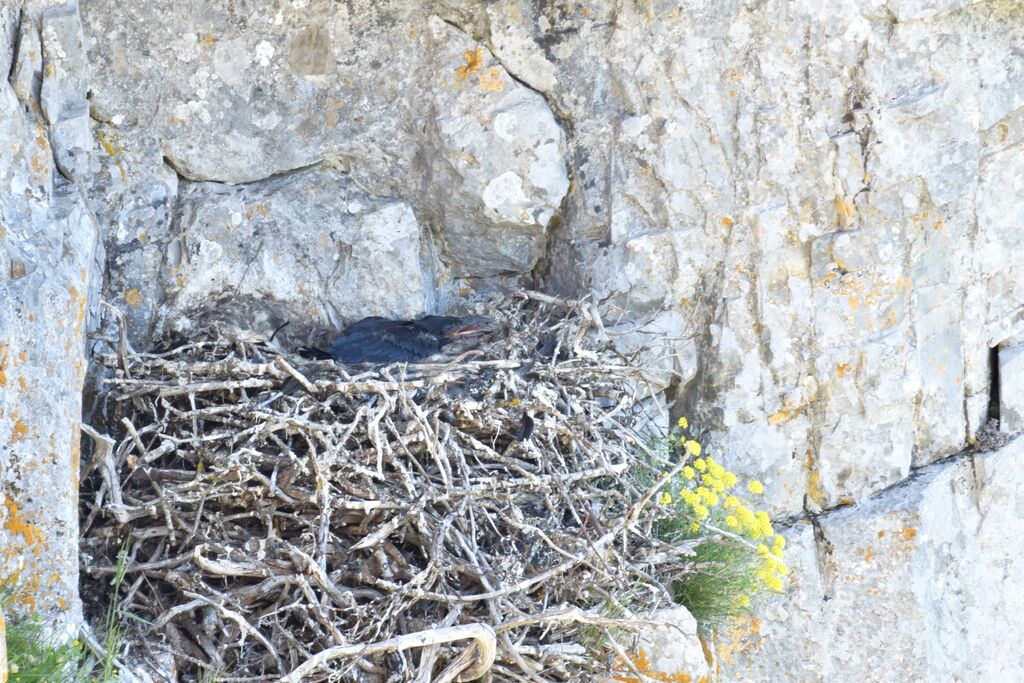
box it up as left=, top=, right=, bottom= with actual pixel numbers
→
left=80, top=294, right=691, bottom=682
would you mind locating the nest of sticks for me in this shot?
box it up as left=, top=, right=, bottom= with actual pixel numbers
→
left=80, top=292, right=696, bottom=682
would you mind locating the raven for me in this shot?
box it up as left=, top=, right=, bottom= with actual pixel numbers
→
left=318, top=314, right=494, bottom=364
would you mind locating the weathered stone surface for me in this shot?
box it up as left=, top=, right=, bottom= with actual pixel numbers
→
left=723, top=437, right=1024, bottom=682
left=599, top=606, right=710, bottom=683
left=85, top=122, right=178, bottom=346
left=80, top=0, right=569, bottom=280
left=439, top=0, right=1024, bottom=517
left=425, top=16, right=569, bottom=276
left=1, top=66, right=93, bottom=638
left=40, top=4, right=92, bottom=179
left=10, top=14, right=42, bottom=108
left=158, top=167, right=434, bottom=341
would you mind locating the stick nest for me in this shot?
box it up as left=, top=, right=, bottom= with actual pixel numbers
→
left=80, top=293, right=693, bottom=682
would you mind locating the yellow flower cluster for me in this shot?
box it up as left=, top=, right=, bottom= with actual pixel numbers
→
left=664, top=416, right=788, bottom=593
left=756, top=535, right=788, bottom=591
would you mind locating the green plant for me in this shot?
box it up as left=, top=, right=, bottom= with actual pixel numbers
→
left=646, top=417, right=788, bottom=633
left=2, top=589, right=82, bottom=682
left=1, top=542, right=131, bottom=683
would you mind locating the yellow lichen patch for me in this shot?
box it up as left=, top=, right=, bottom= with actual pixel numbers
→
left=2, top=499, right=45, bottom=554
left=10, top=419, right=30, bottom=442
left=124, top=288, right=144, bottom=308
left=714, top=615, right=764, bottom=665
left=449, top=151, right=479, bottom=167
left=68, top=285, right=87, bottom=330
left=44, top=62, right=55, bottom=78
left=97, top=130, right=128, bottom=181
left=202, top=34, right=215, bottom=46
left=30, top=152, right=48, bottom=174
left=804, top=450, right=828, bottom=508
left=456, top=47, right=485, bottom=79
left=480, top=66, right=504, bottom=91
left=834, top=194, right=855, bottom=226
left=767, top=407, right=798, bottom=425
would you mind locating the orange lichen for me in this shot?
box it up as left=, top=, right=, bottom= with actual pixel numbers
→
left=863, top=545, right=875, bottom=562
left=804, top=450, right=828, bottom=508
left=456, top=47, right=485, bottom=79
left=612, top=648, right=706, bottom=683
left=10, top=419, right=30, bottom=442
left=3, top=499, right=45, bottom=553
left=721, top=216, right=734, bottom=227
left=836, top=362, right=852, bottom=378
left=714, top=615, right=764, bottom=665
left=480, top=66, right=504, bottom=91
left=900, top=526, right=917, bottom=541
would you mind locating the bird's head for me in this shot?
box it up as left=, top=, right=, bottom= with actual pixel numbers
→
left=439, top=315, right=495, bottom=342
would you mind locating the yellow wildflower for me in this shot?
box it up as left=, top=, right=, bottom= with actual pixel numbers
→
left=686, top=440, right=703, bottom=457
left=766, top=576, right=784, bottom=591
left=723, top=471, right=738, bottom=488
left=658, top=491, right=673, bottom=505
left=692, top=504, right=710, bottom=520
left=773, top=535, right=786, bottom=551
left=690, top=522, right=701, bottom=532
left=677, top=416, right=689, bottom=429
left=693, top=457, right=707, bottom=471
left=681, top=490, right=700, bottom=506
left=737, top=594, right=751, bottom=607
left=682, top=466, right=696, bottom=479
left=708, top=477, right=726, bottom=493
left=724, top=495, right=741, bottom=509
left=748, top=480, right=764, bottom=495
left=726, top=515, right=739, bottom=528
left=737, top=506, right=755, bottom=526
left=697, top=486, right=719, bottom=507
left=756, top=544, right=770, bottom=556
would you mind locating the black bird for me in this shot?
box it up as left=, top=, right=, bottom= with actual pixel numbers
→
left=319, top=314, right=494, bottom=364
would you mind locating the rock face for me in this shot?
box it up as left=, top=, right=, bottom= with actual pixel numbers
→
left=723, top=437, right=1024, bottom=682
left=1, top=1, right=95, bottom=631
left=3, top=0, right=1024, bottom=676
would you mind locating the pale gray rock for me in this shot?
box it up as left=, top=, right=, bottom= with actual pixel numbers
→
left=39, top=4, right=92, bottom=179
left=424, top=16, right=569, bottom=276
left=85, top=122, right=178, bottom=346
left=157, top=167, right=434, bottom=341
left=723, top=437, right=1024, bottom=682
left=597, top=606, right=710, bottom=683
left=11, top=15, right=42, bottom=108
left=0, top=69, right=94, bottom=633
